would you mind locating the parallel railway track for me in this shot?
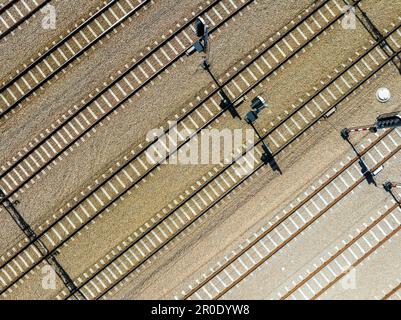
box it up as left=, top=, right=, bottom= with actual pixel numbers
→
left=56, top=31, right=401, bottom=299
left=0, top=0, right=151, bottom=119
left=281, top=193, right=401, bottom=300
left=2, top=0, right=400, bottom=300
left=178, top=129, right=401, bottom=299
left=0, top=0, right=257, bottom=207
left=0, top=0, right=51, bottom=40
left=0, top=0, right=266, bottom=295
left=0, top=0, right=327, bottom=252
left=0, top=0, right=349, bottom=297
left=382, top=282, right=401, bottom=300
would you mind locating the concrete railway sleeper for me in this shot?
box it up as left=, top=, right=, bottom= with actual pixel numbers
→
left=179, top=129, right=399, bottom=299
left=0, top=0, right=51, bottom=40
left=0, top=0, right=258, bottom=205
left=58, top=44, right=401, bottom=300
left=281, top=192, right=401, bottom=299
left=0, top=0, right=350, bottom=282
left=0, top=0, right=151, bottom=119
left=1, top=0, right=396, bottom=299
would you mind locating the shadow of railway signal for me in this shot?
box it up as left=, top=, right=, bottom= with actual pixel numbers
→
left=245, top=97, right=282, bottom=175
left=358, top=159, right=377, bottom=186
left=260, top=144, right=282, bottom=175
left=341, top=135, right=379, bottom=186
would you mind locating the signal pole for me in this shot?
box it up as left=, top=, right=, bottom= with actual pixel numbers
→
left=187, top=17, right=281, bottom=173
left=187, top=18, right=241, bottom=119
left=245, top=97, right=282, bottom=174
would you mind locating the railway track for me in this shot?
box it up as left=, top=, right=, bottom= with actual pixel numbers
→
left=382, top=282, right=401, bottom=300
left=0, top=0, right=329, bottom=249
left=1, top=0, right=398, bottom=299
left=0, top=0, right=346, bottom=224
left=53, top=34, right=401, bottom=300
left=177, top=128, right=401, bottom=299
left=0, top=0, right=258, bottom=207
left=0, top=0, right=51, bottom=40
left=0, top=0, right=267, bottom=295
left=0, top=0, right=343, bottom=270
left=0, top=0, right=151, bottom=119
left=282, top=190, right=401, bottom=300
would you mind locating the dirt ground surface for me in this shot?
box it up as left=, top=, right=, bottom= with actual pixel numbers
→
left=112, top=63, right=401, bottom=299
left=1, top=0, right=401, bottom=300
left=1, top=0, right=311, bottom=282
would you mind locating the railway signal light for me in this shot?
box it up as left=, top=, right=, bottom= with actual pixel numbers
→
left=384, top=181, right=401, bottom=191
left=384, top=181, right=394, bottom=192
left=195, top=17, right=206, bottom=37
left=341, top=111, right=401, bottom=140
left=186, top=17, right=209, bottom=56
left=245, top=96, right=268, bottom=124
left=187, top=17, right=242, bottom=120
left=251, top=96, right=266, bottom=110
left=376, top=111, right=401, bottom=129
left=340, top=128, right=349, bottom=140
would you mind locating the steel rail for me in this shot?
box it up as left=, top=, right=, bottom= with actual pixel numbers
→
left=311, top=200, right=401, bottom=300
left=1, top=0, right=384, bottom=298
left=0, top=0, right=336, bottom=272
left=0, top=0, right=151, bottom=119
left=0, top=0, right=262, bottom=285
left=215, top=145, right=401, bottom=300
left=0, top=0, right=51, bottom=40
left=0, top=0, right=255, bottom=203
left=279, top=148, right=401, bottom=299
left=0, top=0, right=119, bottom=85
left=181, top=129, right=393, bottom=299
left=382, top=282, right=401, bottom=300
left=1, top=1, right=386, bottom=298
left=206, top=46, right=401, bottom=300
left=70, top=42, right=401, bottom=301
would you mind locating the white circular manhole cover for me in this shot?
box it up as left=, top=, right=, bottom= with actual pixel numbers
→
left=376, top=87, right=391, bottom=103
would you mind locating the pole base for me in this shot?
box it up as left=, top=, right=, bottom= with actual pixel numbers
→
left=341, top=128, right=349, bottom=140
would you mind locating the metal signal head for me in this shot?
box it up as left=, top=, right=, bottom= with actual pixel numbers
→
left=251, top=96, right=267, bottom=110
left=376, top=112, right=401, bottom=129
left=195, top=17, right=206, bottom=37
